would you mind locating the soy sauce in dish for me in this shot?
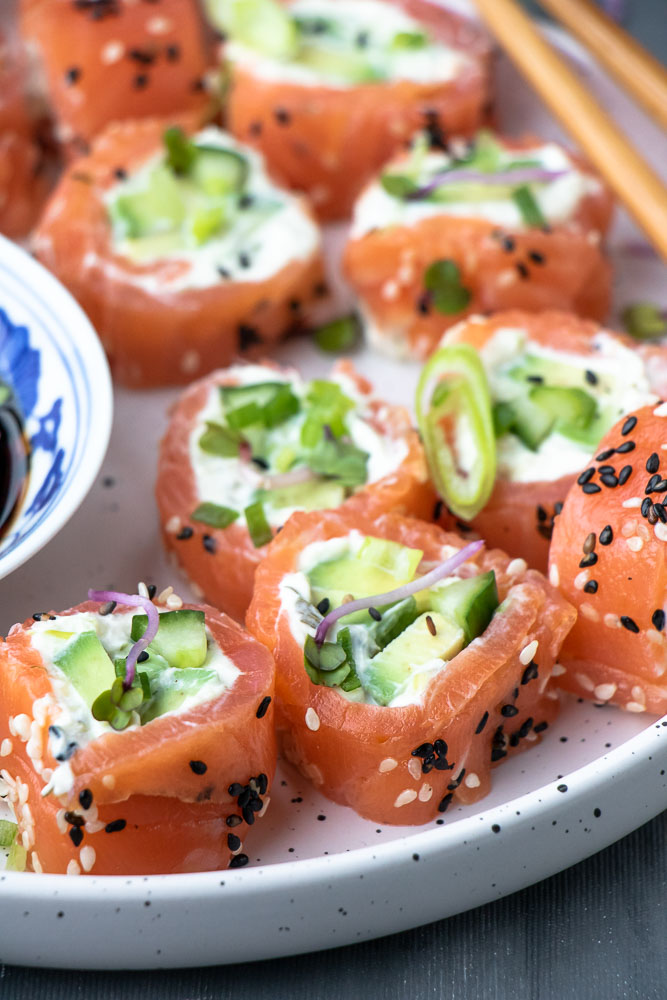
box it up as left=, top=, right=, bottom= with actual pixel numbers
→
left=0, top=381, right=29, bottom=540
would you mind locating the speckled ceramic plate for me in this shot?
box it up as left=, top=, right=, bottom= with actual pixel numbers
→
left=1, top=4, right=666, bottom=971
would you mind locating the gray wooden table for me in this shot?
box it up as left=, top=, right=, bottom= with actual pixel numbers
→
left=2, top=2, right=666, bottom=997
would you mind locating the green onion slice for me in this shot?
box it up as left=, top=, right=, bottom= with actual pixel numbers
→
left=244, top=500, right=273, bottom=548
left=313, top=315, right=360, bottom=353
left=512, top=184, right=546, bottom=228
left=198, top=421, right=241, bottom=457
left=622, top=302, right=667, bottom=340
left=416, top=344, right=496, bottom=521
left=0, top=819, right=17, bottom=848
left=163, top=127, right=198, bottom=175
left=191, top=502, right=239, bottom=529
left=424, top=259, right=471, bottom=315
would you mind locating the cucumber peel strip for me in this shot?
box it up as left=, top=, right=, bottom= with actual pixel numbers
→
left=416, top=344, right=496, bottom=521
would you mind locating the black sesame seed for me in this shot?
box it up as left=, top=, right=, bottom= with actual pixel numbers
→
left=582, top=483, right=601, bottom=495
left=238, top=324, right=261, bottom=350
left=249, top=121, right=263, bottom=136
left=491, top=824, right=501, bottom=834
left=584, top=370, right=598, bottom=385
left=425, top=615, right=436, bottom=636
left=616, top=440, right=635, bottom=454
left=203, top=534, right=217, bottom=554
left=599, top=525, right=613, bottom=545
left=577, top=468, right=595, bottom=485
left=368, top=607, right=382, bottom=622
left=433, top=739, right=448, bottom=757
left=526, top=375, right=544, bottom=384
left=316, top=598, right=330, bottom=615
left=598, top=465, right=615, bottom=475
left=68, top=827, right=84, bottom=848
left=229, top=854, right=249, bottom=869
left=165, top=43, right=181, bottom=61
left=274, top=107, right=291, bottom=125
left=583, top=532, right=596, bottom=554
left=491, top=748, right=507, bottom=762
left=242, top=805, right=255, bottom=826
left=416, top=291, right=431, bottom=315
left=137, top=650, right=149, bottom=663
left=113, top=167, right=127, bottom=182
left=78, top=789, right=93, bottom=810
left=642, top=497, right=653, bottom=517
left=579, top=552, right=598, bottom=568
left=191, top=77, right=205, bottom=92
left=65, top=66, right=81, bottom=85
left=518, top=717, right=534, bottom=738
left=99, top=601, right=116, bottom=616
left=528, top=250, right=545, bottom=265
left=64, top=811, right=84, bottom=828
left=621, top=416, right=637, bottom=436
left=652, top=609, right=665, bottom=631
left=228, top=783, right=244, bottom=796
left=654, top=502, right=667, bottom=523
left=437, top=793, right=454, bottom=813
left=593, top=807, right=602, bottom=818
left=104, top=819, right=126, bottom=834
left=238, top=252, right=251, bottom=269
left=475, top=711, right=489, bottom=735
left=133, top=73, right=149, bottom=89
left=557, top=784, right=568, bottom=793
left=653, top=479, right=667, bottom=493
left=433, top=499, right=444, bottom=520
left=251, top=456, right=269, bottom=470
left=600, top=473, right=618, bottom=488
left=501, top=704, right=519, bottom=718
left=648, top=505, right=660, bottom=524
left=516, top=261, right=529, bottom=280
left=536, top=505, right=548, bottom=521
left=647, top=453, right=660, bottom=473
left=583, top=580, right=598, bottom=594
left=227, top=833, right=241, bottom=852
left=217, top=267, right=231, bottom=280
left=411, top=742, right=434, bottom=758
left=189, top=760, right=208, bottom=775
left=537, top=523, right=554, bottom=541
left=226, top=815, right=242, bottom=827
left=618, top=465, right=632, bottom=486
left=521, top=661, right=539, bottom=685
left=533, top=721, right=548, bottom=733
left=645, top=474, right=660, bottom=493
left=128, top=47, right=155, bottom=65
left=596, top=448, right=615, bottom=461
left=620, top=616, right=639, bottom=633
left=501, top=236, right=515, bottom=252
left=554, top=501, right=563, bottom=516
left=176, top=526, right=193, bottom=540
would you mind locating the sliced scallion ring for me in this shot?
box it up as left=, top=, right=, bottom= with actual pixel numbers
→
left=416, top=344, right=496, bottom=521
left=512, top=184, right=546, bottom=228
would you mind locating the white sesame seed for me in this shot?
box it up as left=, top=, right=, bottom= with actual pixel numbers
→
left=0, top=738, right=12, bottom=757
left=637, top=523, right=650, bottom=541
left=85, top=820, right=105, bottom=834
left=397, top=263, right=415, bottom=284
left=56, top=809, right=68, bottom=834
left=549, top=564, right=560, bottom=587
left=464, top=772, right=481, bottom=789
left=604, top=612, right=621, bottom=629
left=7, top=716, right=15, bottom=737
left=102, top=774, right=116, bottom=789
left=625, top=701, right=646, bottom=713
left=418, top=783, right=433, bottom=802
left=22, top=803, right=33, bottom=827
left=654, top=402, right=667, bottom=417
left=305, top=707, right=320, bottom=731
left=146, top=15, right=172, bottom=33
left=594, top=683, right=617, bottom=701
left=497, top=267, right=518, bottom=288
left=137, top=582, right=149, bottom=598
left=407, top=757, right=422, bottom=781
left=580, top=602, right=600, bottom=622
left=230, top=840, right=244, bottom=855
left=157, top=585, right=174, bottom=603
left=552, top=662, right=566, bottom=677
left=625, top=536, right=643, bottom=553
left=67, top=859, right=81, bottom=876
left=13, top=714, right=31, bottom=741
left=80, top=846, right=96, bottom=873
left=646, top=629, right=664, bottom=645
left=166, top=593, right=183, bottom=609
left=378, top=757, right=398, bottom=773
left=101, top=40, right=124, bottom=64
left=190, top=581, right=205, bottom=600
left=507, top=558, right=527, bottom=577
left=31, top=852, right=43, bottom=874
left=574, top=570, right=589, bottom=590
left=631, top=685, right=646, bottom=703
left=164, top=518, right=181, bottom=536
left=655, top=523, right=667, bottom=542
left=621, top=520, right=637, bottom=537
left=520, top=640, right=538, bottom=665
left=21, top=829, right=34, bottom=850
left=26, top=737, right=42, bottom=761
left=40, top=767, right=52, bottom=783
left=575, top=672, right=595, bottom=692
left=381, top=279, right=399, bottom=301
left=257, top=796, right=270, bottom=818
left=17, top=781, right=28, bottom=805
left=181, top=350, right=200, bottom=374
left=622, top=497, right=642, bottom=508
left=394, top=789, right=417, bottom=808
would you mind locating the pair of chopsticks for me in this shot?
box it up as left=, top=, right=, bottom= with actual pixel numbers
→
left=473, top=0, right=667, bottom=263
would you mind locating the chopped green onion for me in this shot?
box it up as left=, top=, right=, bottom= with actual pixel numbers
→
left=306, top=437, right=369, bottom=489
left=191, top=502, right=239, bottom=529
left=163, top=127, right=197, bottom=174
left=512, top=184, right=546, bottom=227
left=313, top=315, right=360, bottom=353
left=244, top=500, right=273, bottom=548
left=225, top=400, right=263, bottom=430
left=262, top=384, right=301, bottom=428
left=0, top=819, right=17, bottom=847
left=424, top=259, right=471, bottom=315
left=336, top=627, right=362, bottom=691
left=416, top=344, right=496, bottom=521
left=622, top=302, right=667, bottom=340
left=380, top=173, right=419, bottom=199
left=390, top=30, right=428, bottom=49
left=198, top=421, right=241, bottom=457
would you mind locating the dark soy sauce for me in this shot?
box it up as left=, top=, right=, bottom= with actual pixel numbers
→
left=0, top=384, right=29, bottom=539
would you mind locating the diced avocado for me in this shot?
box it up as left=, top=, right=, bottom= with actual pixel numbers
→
left=371, top=596, right=420, bottom=650
left=264, top=479, right=346, bottom=513
left=429, top=571, right=498, bottom=645
left=140, top=668, right=219, bottom=724
left=187, top=200, right=227, bottom=245
left=390, top=30, right=428, bottom=49
left=296, top=44, right=384, bottom=83
left=53, top=631, right=116, bottom=708
left=191, top=147, right=249, bottom=197
left=364, top=612, right=464, bottom=706
left=112, top=165, right=186, bottom=238
left=206, top=0, right=300, bottom=59
left=130, top=610, right=207, bottom=669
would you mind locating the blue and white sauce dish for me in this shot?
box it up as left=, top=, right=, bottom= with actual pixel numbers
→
left=0, top=234, right=112, bottom=580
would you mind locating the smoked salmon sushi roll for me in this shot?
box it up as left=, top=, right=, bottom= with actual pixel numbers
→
left=19, top=0, right=215, bottom=153
left=157, top=359, right=436, bottom=623
left=0, top=587, right=276, bottom=874
left=33, top=119, right=325, bottom=387
left=549, top=405, right=667, bottom=716
left=246, top=508, right=575, bottom=825
left=213, top=0, right=491, bottom=220
left=344, top=131, right=613, bottom=358
left=426, top=311, right=662, bottom=572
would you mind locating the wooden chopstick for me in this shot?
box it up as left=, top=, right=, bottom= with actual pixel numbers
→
left=473, top=0, right=667, bottom=263
left=537, top=0, right=667, bottom=131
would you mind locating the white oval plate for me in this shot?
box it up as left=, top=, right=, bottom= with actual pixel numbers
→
left=0, top=3, right=666, bottom=970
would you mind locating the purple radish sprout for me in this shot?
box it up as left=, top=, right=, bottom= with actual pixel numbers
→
left=410, top=167, right=568, bottom=201
left=88, top=589, right=159, bottom=689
